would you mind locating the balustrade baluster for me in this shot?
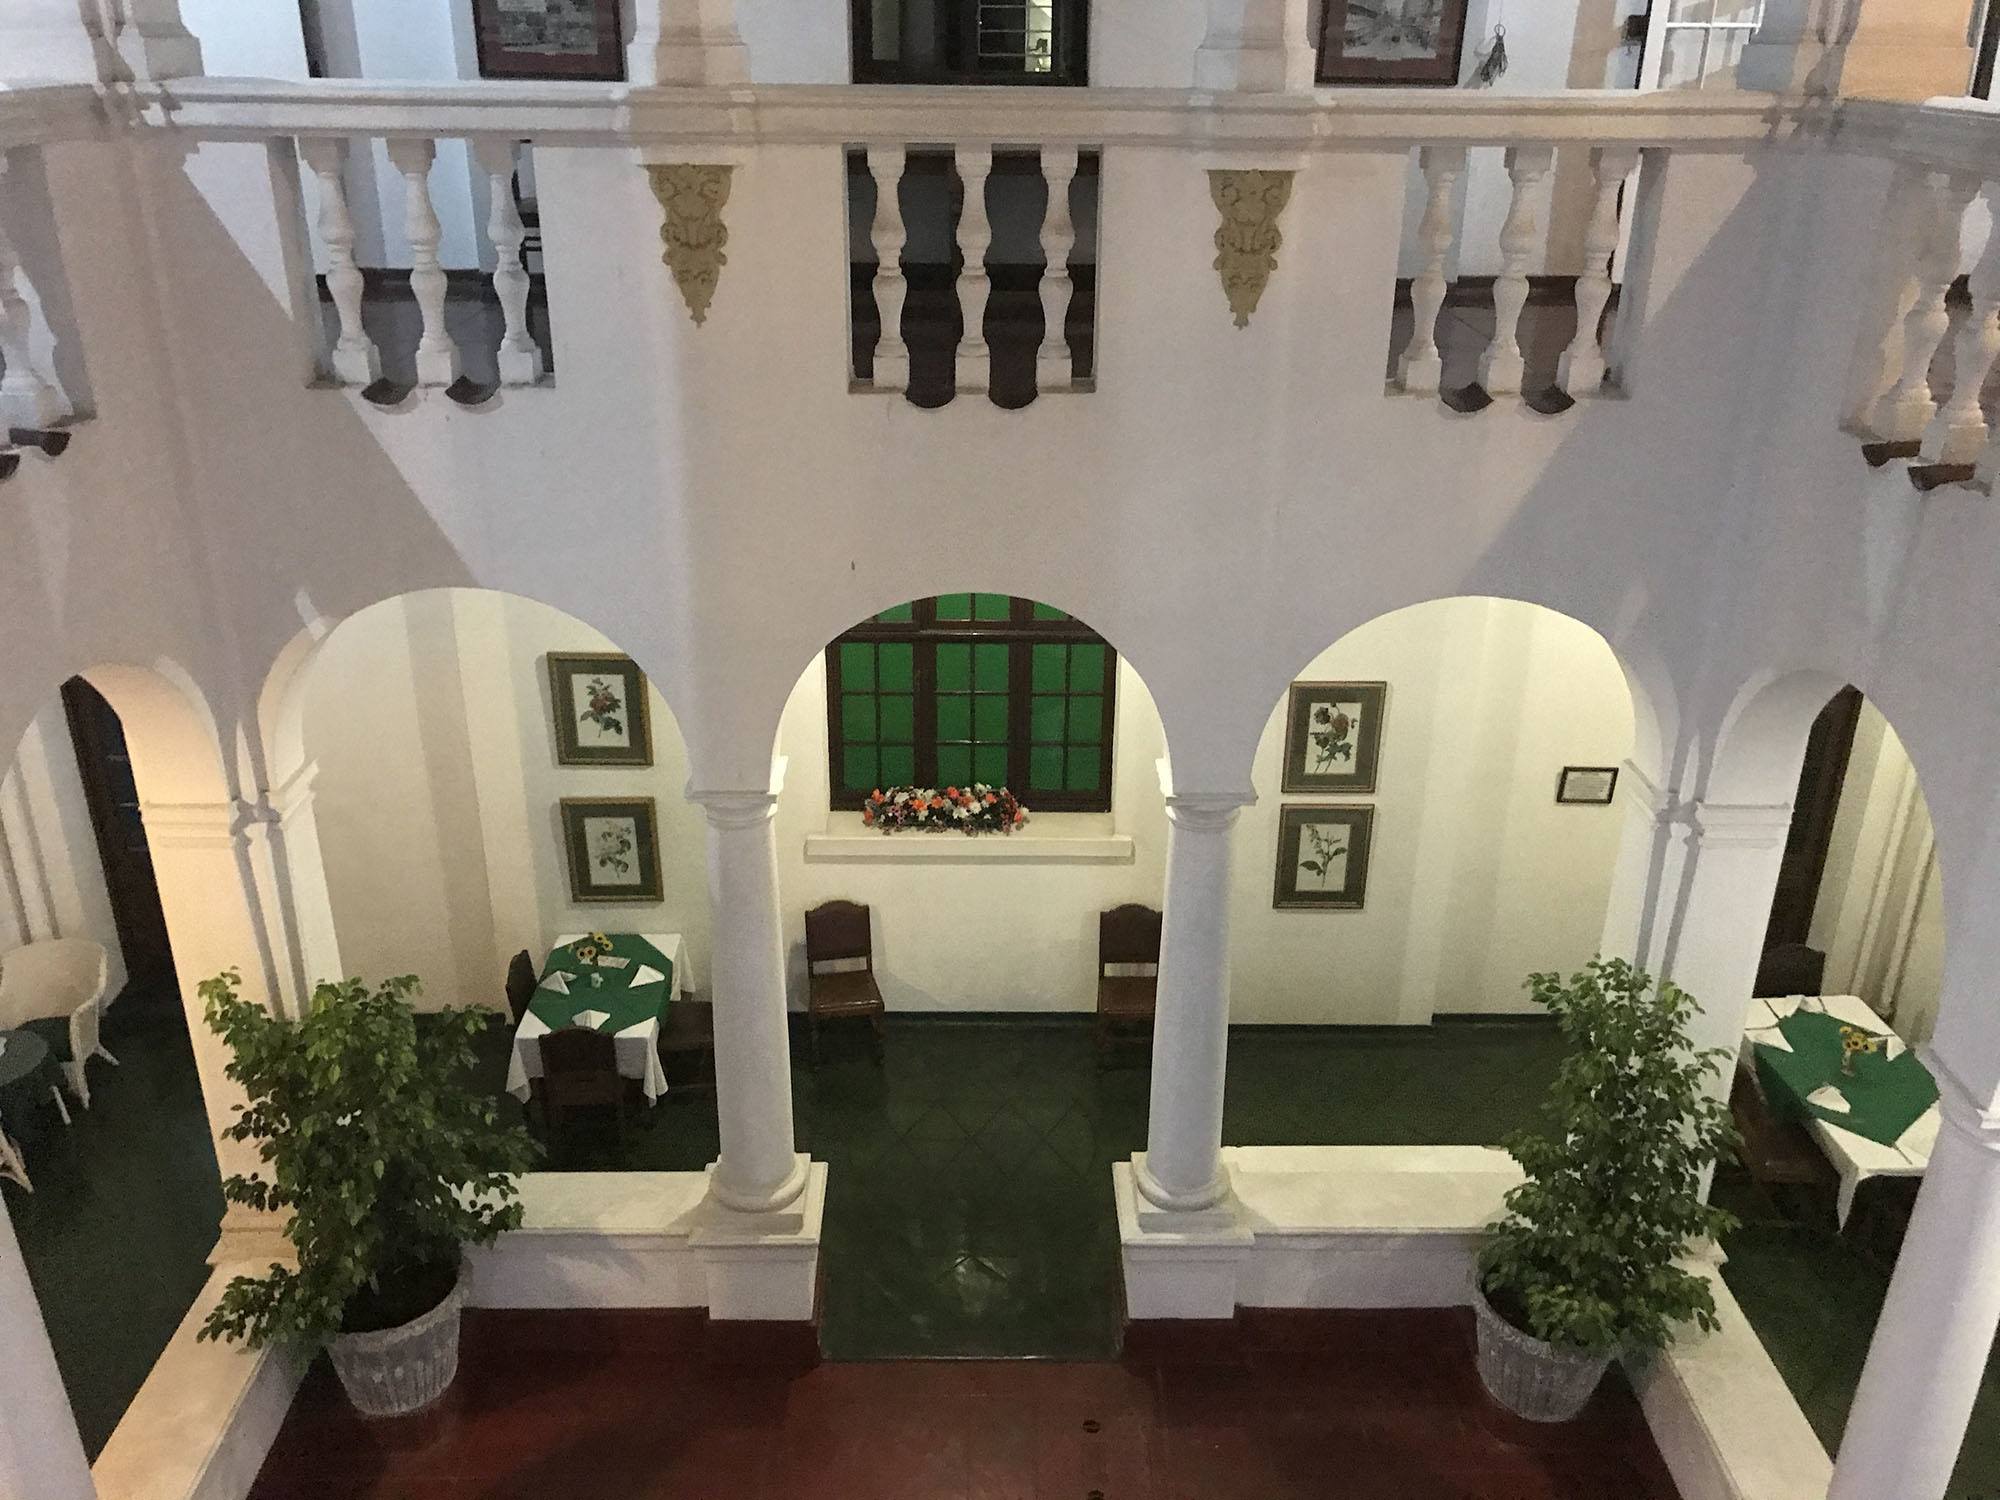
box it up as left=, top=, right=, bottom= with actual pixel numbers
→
left=1921, top=180, right=2000, bottom=464
left=865, top=146, right=909, bottom=393
left=0, top=153, right=67, bottom=427
left=299, top=138, right=380, bottom=388
left=954, top=145, right=994, bottom=396
left=385, top=137, right=461, bottom=389
left=1556, top=146, right=1638, bottom=400
left=1845, top=164, right=1932, bottom=429
left=1398, top=145, right=1466, bottom=397
left=1037, top=147, right=1080, bottom=395
left=1872, top=170, right=1978, bottom=444
left=1477, top=146, right=1554, bottom=399
left=473, top=138, right=544, bottom=388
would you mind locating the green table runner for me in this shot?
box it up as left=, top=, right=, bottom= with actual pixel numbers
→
left=531, top=933, right=674, bottom=1034
left=1754, top=1009, right=1938, bottom=1147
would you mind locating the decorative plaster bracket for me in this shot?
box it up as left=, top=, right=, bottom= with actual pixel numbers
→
left=1207, top=169, right=1294, bottom=328
left=647, top=164, right=734, bottom=326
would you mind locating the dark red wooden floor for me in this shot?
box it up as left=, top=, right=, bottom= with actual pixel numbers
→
left=246, top=1308, right=1680, bottom=1499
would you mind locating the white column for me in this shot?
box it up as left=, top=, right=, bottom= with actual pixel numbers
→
left=385, top=137, right=461, bottom=390
left=111, top=0, right=203, bottom=80
left=299, top=138, right=380, bottom=389
left=1830, top=1065, right=2000, bottom=1500
left=472, top=138, right=545, bottom=388
left=1036, top=146, right=1079, bottom=395
left=0, top=1199, right=94, bottom=1500
left=239, top=764, right=343, bottom=1019
left=1478, top=145, right=1555, bottom=399
left=0, top=0, right=114, bottom=82
left=691, top=772, right=809, bottom=1220
left=1397, top=146, right=1466, bottom=398
left=1595, top=759, right=1683, bottom=974
left=627, top=0, right=749, bottom=85
left=1193, top=0, right=1314, bottom=92
left=865, top=146, right=909, bottom=394
left=1133, top=789, right=1252, bottom=1219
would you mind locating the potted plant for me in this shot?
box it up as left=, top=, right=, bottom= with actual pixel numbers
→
left=1474, top=956, right=1737, bottom=1422
left=195, top=970, right=539, bottom=1416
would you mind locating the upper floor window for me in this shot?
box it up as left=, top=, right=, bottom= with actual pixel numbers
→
left=1647, top=0, right=1766, bottom=89
left=852, top=0, right=1088, bottom=84
left=827, top=595, right=1116, bottom=812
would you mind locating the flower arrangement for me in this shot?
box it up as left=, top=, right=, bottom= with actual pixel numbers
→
left=861, top=784, right=1028, bottom=835
left=1840, top=1023, right=1887, bottom=1076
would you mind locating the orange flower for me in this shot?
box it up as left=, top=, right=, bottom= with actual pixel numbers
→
left=945, top=787, right=958, bottom=799
left=1013, top=808, right=1025, bottom=823
left=984, top=792, right=997, bottom=805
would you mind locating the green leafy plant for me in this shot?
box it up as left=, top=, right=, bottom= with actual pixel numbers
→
left=1478, top=956, right=1738, bottom=1358
left=196, top=970, right=539, bottom=1351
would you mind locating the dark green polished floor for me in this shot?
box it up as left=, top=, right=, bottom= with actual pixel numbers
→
left=20, top=1002, right=2000, bottom=1489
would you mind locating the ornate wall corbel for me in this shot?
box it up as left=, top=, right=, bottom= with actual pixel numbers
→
left=1207, top=169, right=1295, bottom=329
left=647, top=164, right=735, bottom=326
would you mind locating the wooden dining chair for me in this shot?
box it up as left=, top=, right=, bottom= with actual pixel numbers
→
left=1753, top=942, right=1827, bottom=1000
left=539, top=1025, right=625, bottom=1148
left=656, top=999, right=716, bottom=1094
left=803, top=901, right=886, bottom=1065
left=504, top=948, right=538, bottom=1026
left=1096, top=904, right=1163, bottom=1058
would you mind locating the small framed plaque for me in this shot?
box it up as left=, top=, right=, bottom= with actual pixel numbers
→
left=473, top=0, right=625, bottom=81
left=1556, top=766, right=1620, bottom=806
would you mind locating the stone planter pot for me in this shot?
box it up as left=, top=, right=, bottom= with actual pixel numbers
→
left=1472, top=1282, right=1612, bottom=1423
left=326, top=1270, right=468, bottom=1418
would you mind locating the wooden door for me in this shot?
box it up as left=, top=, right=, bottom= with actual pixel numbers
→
left=1763, top=686, right=1864, bottom=951
left=60, top=677, right=176, bottom=993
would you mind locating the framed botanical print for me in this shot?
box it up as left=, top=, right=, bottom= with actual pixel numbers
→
left=560, top=797, right=663, bottom=903
left=472, top=0, right=625, bottom=81
left=1281, top=681, right=1387, bottom=794
left=1557, top=765, right=1620, bottom=806
left=548, top=652, right=653, bottom=767
left=1274, top=805, right=1375, bottom=910
left=1316, top=0, right=1470, bottom=85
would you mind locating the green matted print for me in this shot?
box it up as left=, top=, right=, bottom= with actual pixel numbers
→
left=547, top=652, right=653, bottom=767
left=1273, top=804, right=1375, bottom=910
left=1281, top=681, right=1386, bottom=795
left=559, top=796, right=663, bottom=903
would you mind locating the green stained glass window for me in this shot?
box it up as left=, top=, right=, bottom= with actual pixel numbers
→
left=826, top=596, right=1117, bottom=811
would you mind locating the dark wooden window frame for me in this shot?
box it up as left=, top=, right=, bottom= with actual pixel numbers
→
left=826, top=596, right=1117, bottom=813
left=1976, top=0, right=2000, bottom=102
left=850, top=0, right=1089, bottom=85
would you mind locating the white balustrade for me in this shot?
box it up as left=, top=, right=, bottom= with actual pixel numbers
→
left=865, top=146, right=909, bottom=394
left=473, top=138, right=545, bottom=389
left=0, top=151, right=67, bottom=430
left=297, top=138, right=381, bottom=389
left=384, top=137, right=461, bottom=390
left=1921, top=179, right=2000, bottom=466
left=1477, top=145, right=1555, bottom=399
left=954, top=145, right=995, bottom=395
left=1872, top=170, right=1979, bottom=444
left=1397, top=145, right=1466, bottom=397
left=1556, top=146, right=1639, bottom=400
left=1037, top=146, right=1079, bottom=395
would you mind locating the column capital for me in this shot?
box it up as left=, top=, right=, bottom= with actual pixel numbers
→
left=688, top=756, right=787, bottom=827
left=138, top=798, right=251, bottom=849
left=1686, top=799, right=1794, bottom=850
left=1165, top=791, right=1255, bottom=833
left=265, top=760, right=322, bottom=824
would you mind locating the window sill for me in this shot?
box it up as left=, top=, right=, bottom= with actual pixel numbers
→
left=804, top=813, right=1134, bottom=865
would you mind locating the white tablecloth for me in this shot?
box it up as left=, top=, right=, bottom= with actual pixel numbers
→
left=506, top=932, right=691, bottom=1106
left=1742, top=993, right=1939, bottom=1226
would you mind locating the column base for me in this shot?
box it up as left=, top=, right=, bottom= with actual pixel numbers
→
left=706, top=1151, right=812, bottom=1225
left=1132, top=1151, right=1237, bottom=1228
left=694, top=1161, right=826, bottom=1322
left=1114, top=1161, right=1252, bottom=1320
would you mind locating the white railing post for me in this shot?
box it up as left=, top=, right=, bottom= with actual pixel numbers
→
left=385, top=137, right=462, bottom=389
left=865, top=146, right=909, bottom=394
left=1397, top=145, right=1466, bottom=397
left=298, top=138, right=381, bottom=388
left=954, top=145, right=994, bottom=396
left=1037, top=146, right=1080, bottom=395
left=1477, top=145, right=1554, bottom=398
left=0, top=154, right=67, bottom=429
left=472, top=138, right=545, bottom=388
left=1872, top=169, right=1978, bottom=444
left=1922, top=178, right=2000, bottom=465
left=1556, top=146, right=1639, bottom=400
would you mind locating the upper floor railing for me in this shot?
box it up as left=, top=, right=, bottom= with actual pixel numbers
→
left=0, top=79, right=1996, bottom=489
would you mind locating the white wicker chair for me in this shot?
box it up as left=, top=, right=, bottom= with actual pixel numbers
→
left=0, top=939, right=113, bottom=1116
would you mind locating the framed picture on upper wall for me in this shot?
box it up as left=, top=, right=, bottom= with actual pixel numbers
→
left=1556, top=765, right=1620, bottom=806
left=472, top=0, right=625, bottom=80
left=1316, top=0, right=1470, bottom=84
left=1274, top=804, right=1375, bottom=910
left=1281, top=681, right=1387, bottom=794
left=560, top=797, right=663, bottom=902
left=548, top=652, right=653, bottom=766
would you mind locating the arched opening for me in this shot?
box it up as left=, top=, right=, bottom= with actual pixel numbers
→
left=1222, top=594, right=1649, bottom=1147
left=261, top=587, right=719, bottom=1172
left=771, top=589, right=1171, bottom=1359
left=1702, top=676, right=1975, bottom=1489
left=0, top=665, right=230, bottom=1460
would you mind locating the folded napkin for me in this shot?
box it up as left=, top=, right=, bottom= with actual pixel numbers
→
left=573, top=1009, right=611, bottom=1031
left=631, top=963, right=666, bottom=987
left=1746, top=1025, right=1794, bottom=1053
left=596, top=954, right=630, bottom=970
left=1806, top=1084, right=1851, bottom=1114
left=540, top=971, right=572, bottom=995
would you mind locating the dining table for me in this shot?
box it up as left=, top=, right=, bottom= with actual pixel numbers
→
left=0, top=1027, right=51, bottom=1191
left=1742, top=993, right=1941, bottom=1227
left=505, top=931, right=690, bottom=1106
